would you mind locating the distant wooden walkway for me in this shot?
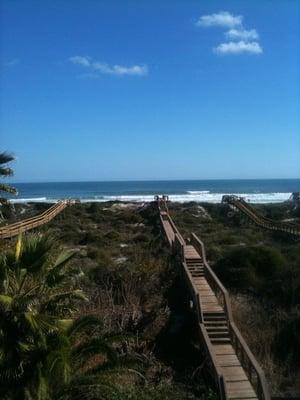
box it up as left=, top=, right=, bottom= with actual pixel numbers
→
left=157, top=196, right=270, bottom=400
left=223, top=195, right=300, bottom=236
left=0, top=200, right=69, bottom=239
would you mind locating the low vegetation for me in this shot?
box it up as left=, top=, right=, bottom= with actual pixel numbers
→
left=3, top=199, right=299, bottom=397
left=0, top=201, right=217, bottom=399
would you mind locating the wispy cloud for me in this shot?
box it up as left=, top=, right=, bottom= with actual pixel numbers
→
left=196, top=11, right=262, bottom=56
left=225, top=28, right=259, bottom=40
left=69, top=56, right=148, bottom=77
left=214, top=41, right=263, bottom=55
left=196, top=11, right=242, bottom=28
left=69, top=56, right=91, bottom=67
left=3, top=58, right=20, bottom=67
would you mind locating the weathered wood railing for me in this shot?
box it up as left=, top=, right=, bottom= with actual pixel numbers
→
left=223, top=195, right=300, bottom=236
left=0, top=200, right=69, bottom=239
left=199, top=323, right=228, bottom=399
left=157, top=196, right=270, bottom=400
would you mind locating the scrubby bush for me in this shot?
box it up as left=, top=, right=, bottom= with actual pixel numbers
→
left=214, top=245, right=286, bottom=295
left=104, top=229, right=120, bottom=241
left=118, top=209, right=143, bottom=224
left=274, top=311, right=300, bottom=367
left=133, top=232, right=150, bottom=243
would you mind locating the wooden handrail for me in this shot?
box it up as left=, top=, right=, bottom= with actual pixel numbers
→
left=0, top=201, right=69, bottom=239
left=158, top=197, right=185, bottom=247
left=223, top=195, right=300, bottom=236
left=190, top=234, right=233, bottom=321
left=199, top=323, right=227, bottom=400
left=182, top=260, right=202, bottom=319
left=0, top=202, right=62, bottom=229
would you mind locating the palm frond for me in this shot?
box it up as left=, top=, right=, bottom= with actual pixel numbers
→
left=0, top=294, right=13, bottom=308
left=53, top=250, right=76, bottom=270
left=72, top=337, right=117, bottom=365
left=46, top=251, right=76, bottom=287
left=67, top=315, right=103, bottom=339
left=0, top=167, right=13, bottom=177
left=86, top=353, right=141, bottom=376
left=0, top=152, right=15, bottom=165
left=43, top=290, right=88, bottom=312
left=19, top=235, right=53, bottom=274
left=0, top=184, right=17, bottom=195
left=24, top=312, right=58, bottom=335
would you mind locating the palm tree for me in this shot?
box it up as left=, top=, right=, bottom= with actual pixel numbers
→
left=52, top=316, right=137, bottom=400
left=0, top=234, right=82, bottom=399
left=0, top=234, right=137, bottom=400
left=0, top=152, right=17, bottom=198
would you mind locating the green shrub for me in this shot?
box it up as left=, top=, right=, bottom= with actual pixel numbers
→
left=274, top=311, right=300, bottom=366
left=133, top=232, right=150, bottom=243
left=214, top=245, right=286, bottom=294
left=104, top=230, right=120, bottom=241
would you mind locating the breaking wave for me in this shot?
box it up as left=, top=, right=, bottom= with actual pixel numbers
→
left=9, top=197, right=50, bottom=203
left=9, top=192, right=292, bottom=204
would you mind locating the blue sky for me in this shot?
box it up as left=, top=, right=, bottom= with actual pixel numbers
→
left=1, top=0, right=299, bottom=182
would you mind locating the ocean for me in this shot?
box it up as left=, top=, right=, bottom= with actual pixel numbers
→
left=6, top=179, right=300, bottom=204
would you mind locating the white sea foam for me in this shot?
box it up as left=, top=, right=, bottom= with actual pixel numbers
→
left=9, top=192, right=292, bottom=204
left=81, top=192, right=292, bottom=204
left=187, top=190, right=210, bottom=194
left=9, top=197, right=49, bottom=203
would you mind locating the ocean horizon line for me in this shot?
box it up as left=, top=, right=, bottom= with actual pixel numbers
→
left=10, top=177, right=300, bottom=185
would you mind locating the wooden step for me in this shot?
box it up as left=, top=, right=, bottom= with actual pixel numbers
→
left=210, top=337, right=231, bottom=344
left=203, top=312, right=226, bottom=318
left=208, top=332, right=229, bottom=339
left=216, top=354, right=240, bottom=367
left=206, top=326, right=228, bottom=331
left=221, top=366, right=251, bottom=383
left=188, top=269, right=204, bottom=272
left=186, top=262, right=203, bottom=265
left=213, top=345, right=235, bottom=356
left=205, top=320, right=228, bottom=326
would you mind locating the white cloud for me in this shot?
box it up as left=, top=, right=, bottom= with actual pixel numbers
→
left=213, top=41, right=263, bottom=55
left=69, top=56, right=91, bottom=67
left=195, top=11, right=263, bottom=56
left=3, top=58, right=20, bottom=67
left=225, top=28, right=259, bottom=40
left=196, top=11, right=242, bottom=28
left=69, top=56, right=148, bottom=77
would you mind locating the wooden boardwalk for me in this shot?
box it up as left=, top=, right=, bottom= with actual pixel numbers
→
left=157, top=196, right=270, bottom=400
left=223, top=195, right=300, bottom=236
left=0, top=200, right=69, bottom=239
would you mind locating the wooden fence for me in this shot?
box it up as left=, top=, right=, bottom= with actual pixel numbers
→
left=0, top=200, right=69, bottom=239
left=222, top=195, right=300, bottom=236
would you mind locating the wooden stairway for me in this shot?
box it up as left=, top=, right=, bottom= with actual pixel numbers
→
left=157, top=196, right=270, bottom=399
left=185, top=250, right=258, bottom=399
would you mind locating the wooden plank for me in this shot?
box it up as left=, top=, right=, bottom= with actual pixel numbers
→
left=227, top=390, right=257, bottom=398
left=201, top=297, right=219, bottom=304
left=221, top=366, right=248, bottom=379
left=202, top=305, right=223, bottom=312
left=213, top=345, right=235, bottom=355
left=227, top=381, right=256, bottom=391
left=216, top=355, right=241, bottom=367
